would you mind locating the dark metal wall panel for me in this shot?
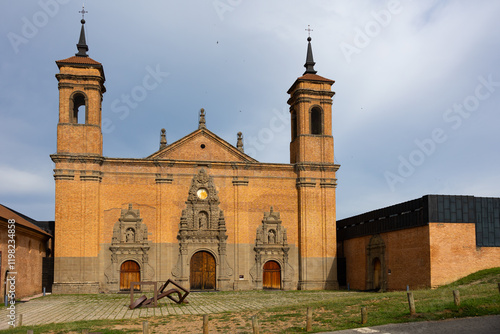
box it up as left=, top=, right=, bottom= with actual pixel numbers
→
left=426, top=195, right=476, bottom=223
left=475, top=197, right=500, bottom=247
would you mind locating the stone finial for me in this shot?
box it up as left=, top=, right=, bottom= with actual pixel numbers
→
left=160, top=128, right=167, bottom=149
left=199, top=108, right=206, bottom=129
left=237, top=132, right=244, bottom=152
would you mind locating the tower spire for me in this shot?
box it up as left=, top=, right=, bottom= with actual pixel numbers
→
left=76, top=5, right=89, bottom=57
left=303, top=25, right=317, bottom=75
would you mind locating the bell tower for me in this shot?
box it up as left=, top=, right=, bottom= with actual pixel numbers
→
left=51, top=9, right=106, bottom=294
left=288, top=36, right=335, bottom=164
left=55, top=15, right=105, bottom=156
left=288, top=34, right=339, bottom=290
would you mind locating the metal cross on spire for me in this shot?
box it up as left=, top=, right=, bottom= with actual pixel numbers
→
left=79, top=4, right=88, bottom=21
left=305, top=25, right=313, bottom=38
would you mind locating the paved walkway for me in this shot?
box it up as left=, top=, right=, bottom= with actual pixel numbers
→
left=0, top=290, right=347, bottom=330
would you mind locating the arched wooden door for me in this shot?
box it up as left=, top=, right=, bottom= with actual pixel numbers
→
left=373, top=258, right=382, bottom=290
left=190, top=251, right=216, bottom=290
left=263, top=261, right=281, bottom=289
left=120, top=260, right=140, bottom=291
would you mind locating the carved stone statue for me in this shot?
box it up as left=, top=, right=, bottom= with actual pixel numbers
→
left=199, top=213, right=208, bottom=229
left=268, top=229, right=276, bottom=244
left=126, top=228, right=135, bottom=243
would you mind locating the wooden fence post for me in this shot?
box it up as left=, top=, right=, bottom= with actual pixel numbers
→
left=142, top=321, right=149, bottom=334
left=203, top=314, right=209, bottom=334
left=306, top=307, right=313, bottom=332
left=18, top=314, right=23, bottom=327
left=361, top=307, right=368, bottom=324
left=252, top=315, right=260, bottom=334
left=453, top=290, right=460, bottom=306
left=407, top=292, right=416, bottom=316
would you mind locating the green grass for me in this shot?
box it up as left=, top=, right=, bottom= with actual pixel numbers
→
left=2, top=268, right=499, bottom=333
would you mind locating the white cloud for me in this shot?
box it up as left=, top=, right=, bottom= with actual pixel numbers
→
left=0, top=165, right=52, bottom=195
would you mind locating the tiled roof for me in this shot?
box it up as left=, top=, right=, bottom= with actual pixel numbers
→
left=297, top=73, right=334, bottom=83
left=0, top=204, right=52, bottom=237
left=56, top=55, right=102, bottom=66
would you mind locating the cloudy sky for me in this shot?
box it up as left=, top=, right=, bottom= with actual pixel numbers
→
left=1, top=0, right=499, bottom=221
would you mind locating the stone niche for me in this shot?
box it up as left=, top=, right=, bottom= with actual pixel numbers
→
left=171, top=168, right=233, bottom=290
left=250, top=207, right=294, bottom=290
left=104, top=204, right=154, bottom=291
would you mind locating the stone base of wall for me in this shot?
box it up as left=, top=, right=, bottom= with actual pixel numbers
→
left=52, top=282, right=100, bottom=294
left=298, top=280, right=339, bottom=290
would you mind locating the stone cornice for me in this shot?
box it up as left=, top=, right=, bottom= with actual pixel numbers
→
left=155, top=173, right=173, bottom=184
left=56, top=73, right=104, bottom=84
left=51, top=153, right=104, bottom=165
left=79, top=170, right=103, bottom=182
left=232, top=177, right=249, bottom=186
left=294, top=163, right=340, bottom=173
left=296, top=178, right=316, bottom=188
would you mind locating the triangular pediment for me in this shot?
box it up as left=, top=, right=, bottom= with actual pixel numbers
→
left=148, top=129, right=258, bottom=162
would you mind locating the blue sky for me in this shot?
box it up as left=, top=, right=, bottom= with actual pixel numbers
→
left=1, top=0, right=499, bottom=221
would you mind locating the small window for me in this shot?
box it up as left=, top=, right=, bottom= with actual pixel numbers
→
left=310, top=107, right=322, bottom=135
left=70, top=92, right=87, bottom=124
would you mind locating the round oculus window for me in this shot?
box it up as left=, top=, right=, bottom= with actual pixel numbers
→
left=197, top=188, right=208, bottom=199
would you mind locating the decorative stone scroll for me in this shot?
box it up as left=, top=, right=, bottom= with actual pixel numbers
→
left=104, top=204, right=154, bottom=290
left=250, top=207, right=294, bottom=290
left=171, top=169, right=233, bottom=290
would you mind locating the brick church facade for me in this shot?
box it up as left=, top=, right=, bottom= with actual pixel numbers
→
left=51, top=19, right=339, bottom=293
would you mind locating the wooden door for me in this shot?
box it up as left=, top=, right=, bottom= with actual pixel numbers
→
left=190, top=251, right=216, bottom=290
left=120, top=260, right=140, bottom=291
left=373, top=258, right=381, bottom=290
left=263, top=261, right=281, bottom=289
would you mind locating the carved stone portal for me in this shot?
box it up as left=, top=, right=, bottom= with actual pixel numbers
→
left=250, top=207, right=294, bottom=290
left=104, top=204, right=154, bottom=290
left=366, top=234, right=386, bottom=291
left=171, top=169, right=233, bottom=290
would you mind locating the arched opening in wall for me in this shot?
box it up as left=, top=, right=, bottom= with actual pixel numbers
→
left=373, top=258, right=382, bottom=290
left=291, top=109, right=297, bottom=140
left=120, top=260, right=140, bottom=291
left=263, top=260, right=281, bottom=289
left=190, top=251, right=216, bottom=290
left=70, top=92, right=87, bottom=124
left=310, top=107, right=322, bottom=135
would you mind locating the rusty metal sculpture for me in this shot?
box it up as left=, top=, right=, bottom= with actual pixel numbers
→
left=129, top=279, right=189, bottom=309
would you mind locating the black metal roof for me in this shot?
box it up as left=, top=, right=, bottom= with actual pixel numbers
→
left=337, top=195, right=500, bottom=247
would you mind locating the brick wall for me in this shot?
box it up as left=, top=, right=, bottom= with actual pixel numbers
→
left=342, top=225, right=430, bottom=291
left=0, top=223, right=48, bottom=299
left=429, top=222, right=500, bottom=287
